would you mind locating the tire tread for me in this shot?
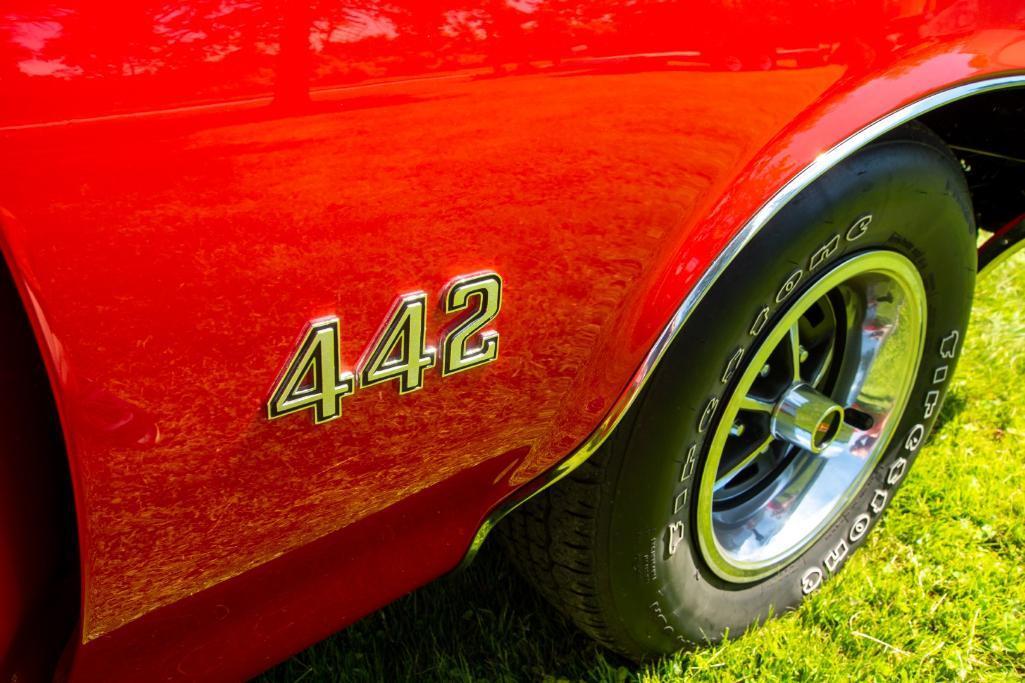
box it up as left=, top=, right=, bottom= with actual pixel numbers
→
left=499, top=449, right=631, bottom=654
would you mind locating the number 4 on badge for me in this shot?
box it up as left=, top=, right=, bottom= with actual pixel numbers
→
left=267, top=319, right=355, bottom=424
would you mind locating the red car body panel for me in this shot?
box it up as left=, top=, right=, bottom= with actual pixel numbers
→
left=0, top=1, right=1023, bottom=679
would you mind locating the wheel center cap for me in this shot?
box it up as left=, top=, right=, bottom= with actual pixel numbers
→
left=771, top=383, right=845, bottom=454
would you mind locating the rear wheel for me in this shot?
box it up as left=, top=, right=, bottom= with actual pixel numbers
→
left=502, top=124, right=976, bottom=658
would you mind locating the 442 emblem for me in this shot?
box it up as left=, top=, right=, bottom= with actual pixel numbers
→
left=267, top=272, right=502, bottom=424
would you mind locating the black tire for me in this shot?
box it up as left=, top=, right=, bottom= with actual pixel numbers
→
left=501, top=123, right=976, bottom=659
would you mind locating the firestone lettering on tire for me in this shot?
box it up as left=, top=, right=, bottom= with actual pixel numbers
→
left=722, top=347, right=745, bottom=384
left=799, top=328, right=963, bottom=594
left=846, top=214, right=873, bottom=242
left=809, top=234, right=841, bottom=271
left=939, top=330, right=959, bottom=359
left=749, top=306, right=771, bottom=336
left=848, top=513, right=871, bottom=542
left=775, top=269, right=804, bottom=303
left=801, top=567, right=824, bottom=595
left=698, top=398, right=719, bottom=433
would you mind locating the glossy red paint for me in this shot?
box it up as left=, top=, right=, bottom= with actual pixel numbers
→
left=1, top=1, right=1024, bottom=680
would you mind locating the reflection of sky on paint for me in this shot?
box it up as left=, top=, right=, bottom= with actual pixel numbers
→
left=312, top=10, right=398, bottom=51
left=507, top=0, right=542, bottom=13
left=440, top=10, right=487, bottom=40
left=9, top=18, right=61, bottom=51
left=18, top=56, right=74, bottom=76
left=10, top=18, right=78, bottom=77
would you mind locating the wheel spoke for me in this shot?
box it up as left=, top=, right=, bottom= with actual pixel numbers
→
left=739, top=395, right=775, bottom=413
left=809, top=343, right=834, bottom=388
left=787, top=321, right=802, bottom=381
left=714, top=434, right=774, bottom=491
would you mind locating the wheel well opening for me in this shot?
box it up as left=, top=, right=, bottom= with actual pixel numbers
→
left=917, top=87, right=1025, bottom=233
left=0, top=261, right=79, bottom=678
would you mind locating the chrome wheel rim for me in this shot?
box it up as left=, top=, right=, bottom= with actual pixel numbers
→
left=696, top=251, right=927, bottom=583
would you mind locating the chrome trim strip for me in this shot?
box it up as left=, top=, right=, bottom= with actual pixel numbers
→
left=459, top=74, right=1025, bottom=569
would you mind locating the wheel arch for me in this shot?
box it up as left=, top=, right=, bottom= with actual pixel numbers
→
left=0, top=212, right=79, bottom=678
left=917, top=88, right=1025, bottom=272
left=464, top=71, right=1025, bottom=567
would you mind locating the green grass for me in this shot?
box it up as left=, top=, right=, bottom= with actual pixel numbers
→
left=261, top=252, right=1025, bottom=682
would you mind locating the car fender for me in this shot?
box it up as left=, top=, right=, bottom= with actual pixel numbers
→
left=0, top=3, right=1023, bottom=680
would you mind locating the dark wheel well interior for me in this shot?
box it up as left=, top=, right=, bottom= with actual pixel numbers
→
left=0, top=262, right=78, bottom=679
left=918, top=87, right=1025, bottom=233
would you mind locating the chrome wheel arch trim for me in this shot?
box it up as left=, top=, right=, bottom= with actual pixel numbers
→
left=459, top=74, right=1025, bottom=570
